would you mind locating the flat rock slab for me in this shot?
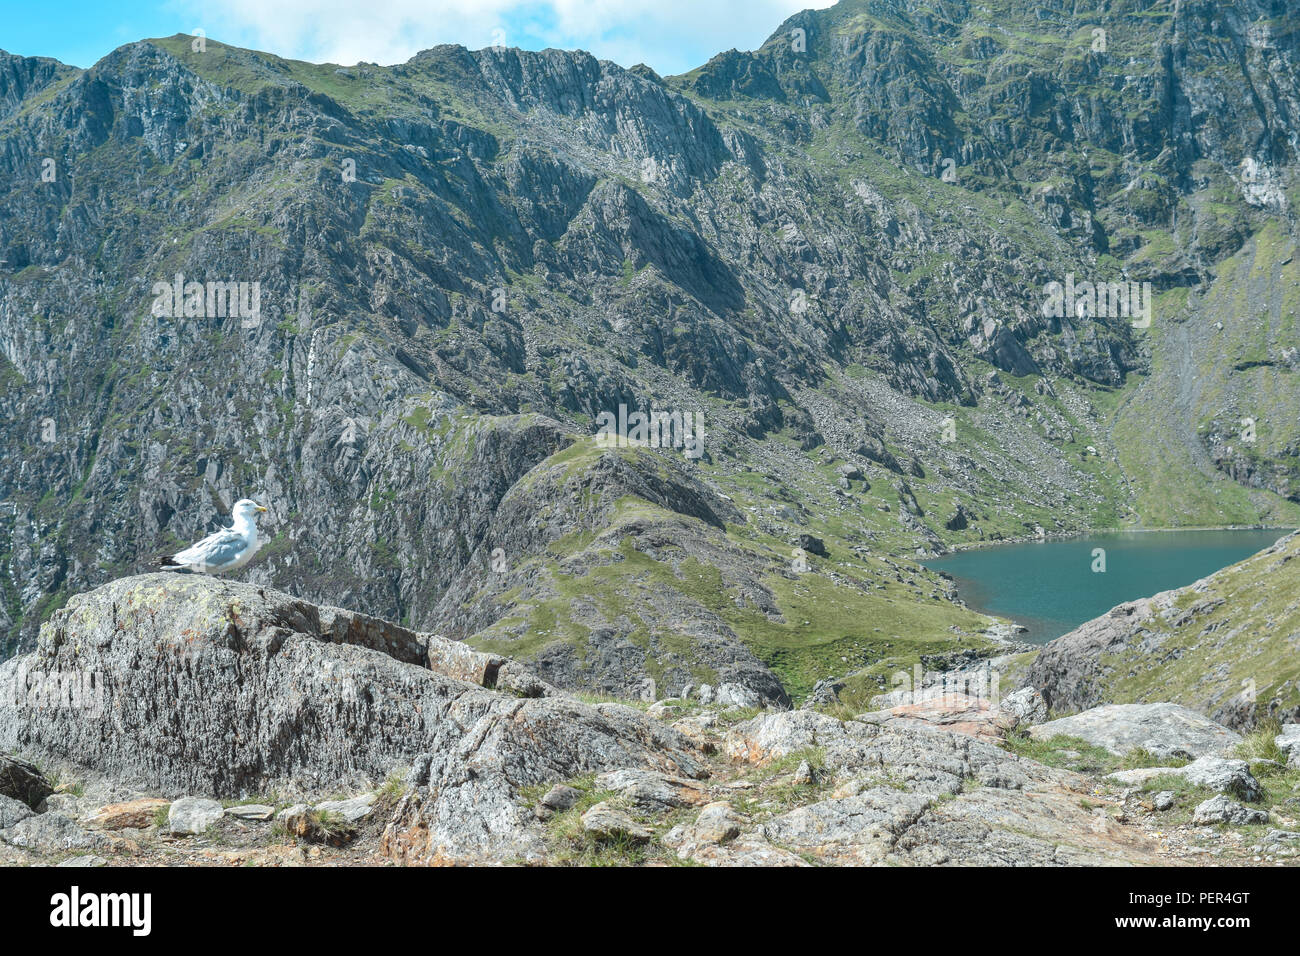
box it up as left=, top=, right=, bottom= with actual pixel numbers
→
left=225, top=804, right=275, bottom=822
left=1029, top=703, right=1241, bottom=759
left=84, top=798, right=170, bottom=830
left=168, top=797, right=225, bottom=835
left=856, top=692, right=1005, bottom=741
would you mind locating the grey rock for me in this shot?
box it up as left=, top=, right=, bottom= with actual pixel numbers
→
left=168, top=797, right=225, bottom=835
left=1151, top=791, right=1176, bottom=812
left=0, top=755, right=53, bottom=809
left=592, top=768, right=707, bottom=812
left=1192, top=796, right=1268, bottom=826
left=1180, top=757, right=1263, bottom=803
left=1264, top=829, right=1300, bottom=844
left=1277, top=724, right=1300, bottom=767
left=56, top=855, right=108, bottom=867
left=580, top=802, right=651, bottom=843
left=0, top=812, right=109, bottom=852
left=1028, top=703, right=1241, bottom=760
left=998, top=687, right=1047, bottom=727
left=0, top=793, right=35, bottom=829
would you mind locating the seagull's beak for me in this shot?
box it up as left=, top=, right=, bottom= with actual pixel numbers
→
left=256, top=505, right=268, bottom=513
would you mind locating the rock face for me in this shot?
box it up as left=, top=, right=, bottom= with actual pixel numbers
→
left=1029, top=704, right=1241, bottom=760
left=0, top=573, right=706, bottom=863
left=1027, top=532, right=1300, bottom=731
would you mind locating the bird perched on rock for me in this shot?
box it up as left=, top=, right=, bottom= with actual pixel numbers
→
left=158, top=499, right=268, bottom=574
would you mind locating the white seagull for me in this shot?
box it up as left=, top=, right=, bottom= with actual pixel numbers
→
left=159, top=498, right=268, bottom=574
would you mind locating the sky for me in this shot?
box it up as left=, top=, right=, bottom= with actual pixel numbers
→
left=0, top=0, right=835, bottom=76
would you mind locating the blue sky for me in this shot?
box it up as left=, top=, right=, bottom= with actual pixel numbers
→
left=0, top=0, right=833, bottom=75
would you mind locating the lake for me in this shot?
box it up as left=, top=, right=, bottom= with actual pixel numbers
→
left=924, top=528, right=1291, bottom=644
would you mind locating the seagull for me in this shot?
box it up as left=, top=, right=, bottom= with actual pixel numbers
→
left=158, top=499, right=268, bottom=574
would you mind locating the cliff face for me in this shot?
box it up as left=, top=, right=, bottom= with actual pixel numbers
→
left=2, top=1, right=1299, bottom=703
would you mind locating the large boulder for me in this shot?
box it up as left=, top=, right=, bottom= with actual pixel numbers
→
left=0, top=755, right=53, bottom=810
left=1028, top=703, right=1241, bottom=760
left=0, top=574, right=706, bottom=863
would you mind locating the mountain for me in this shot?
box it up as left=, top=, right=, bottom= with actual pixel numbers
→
left=1, top=0, right=1298, bottom=707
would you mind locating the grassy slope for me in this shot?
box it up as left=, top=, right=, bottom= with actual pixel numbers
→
left=1090, top=531, right=1300, bottom=720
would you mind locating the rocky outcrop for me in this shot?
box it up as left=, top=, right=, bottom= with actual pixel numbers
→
left=0, top=573, right=707, bottom=862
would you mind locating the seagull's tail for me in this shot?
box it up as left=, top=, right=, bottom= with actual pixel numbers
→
left=154, top=555, right=194, bottom=574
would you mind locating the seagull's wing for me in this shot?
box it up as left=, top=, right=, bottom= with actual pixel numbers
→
left=171, top=528, right=250, bottom=570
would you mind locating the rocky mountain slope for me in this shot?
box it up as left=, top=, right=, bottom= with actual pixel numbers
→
left=4, top=573, right=1296, bottom=866
left=2, top=0, right=1299, bottom=707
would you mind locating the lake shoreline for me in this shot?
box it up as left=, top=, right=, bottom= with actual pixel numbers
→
left=923, top=527, right=1293, bottom=644
left=930, top=523, right=1295, bottom=557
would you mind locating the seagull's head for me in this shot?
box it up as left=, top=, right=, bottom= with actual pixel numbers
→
left=232, top=498, right=268, bottom=523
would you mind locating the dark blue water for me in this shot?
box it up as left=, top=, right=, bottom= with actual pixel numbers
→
left=924, top=529, right=1290, bottom=643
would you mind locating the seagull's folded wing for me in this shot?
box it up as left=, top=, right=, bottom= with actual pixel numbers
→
left=173, top=528, right=249, bottom=568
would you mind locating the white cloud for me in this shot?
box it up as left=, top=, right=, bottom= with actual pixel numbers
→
left=173, top=0, right=834, bottom=74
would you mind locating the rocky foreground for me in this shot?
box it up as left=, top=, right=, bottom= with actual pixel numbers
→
left=1, top=573, right=1298, bottom=867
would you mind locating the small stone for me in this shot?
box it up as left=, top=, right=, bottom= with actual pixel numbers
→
left=168, top=797, right=225, bottom=835
left=225, top=804, right=275, bottom=822
left=580, top=802, right=651, bottom=843
left=791, top=760, right=817, bottom=786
